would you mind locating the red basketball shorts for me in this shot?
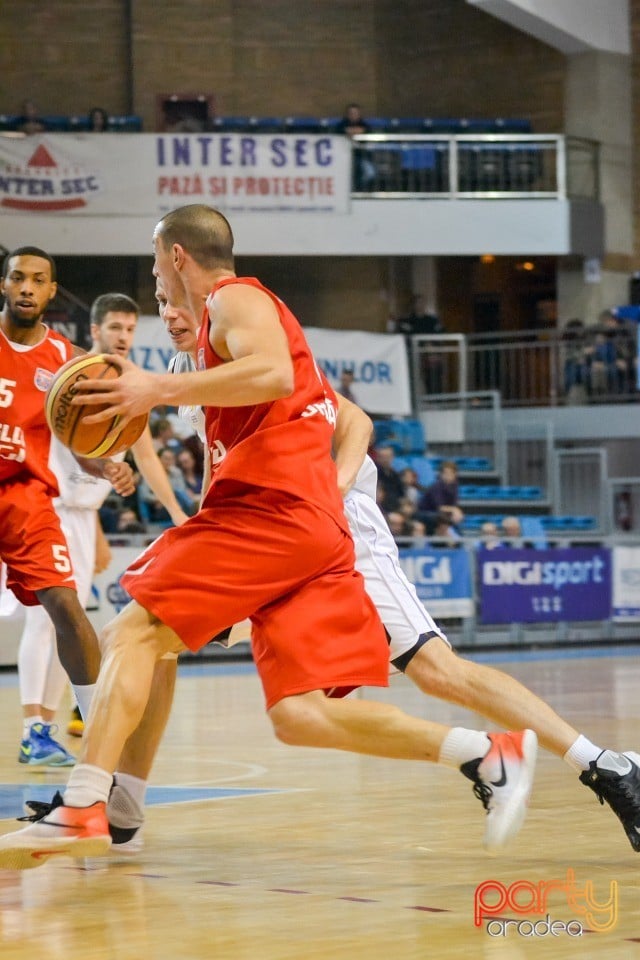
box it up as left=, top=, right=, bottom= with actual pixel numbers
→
left=0, top=477, right=76, bottom=605
left=122, top=483, right=389, bottom=708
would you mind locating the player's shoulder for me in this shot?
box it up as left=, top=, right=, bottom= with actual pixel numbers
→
left=45, top=326, right=75, bottom=359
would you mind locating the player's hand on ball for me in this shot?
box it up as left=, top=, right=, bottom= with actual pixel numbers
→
left=71, top=356, right=162, bottom=428
left=103, top=459, right=136, bottom=497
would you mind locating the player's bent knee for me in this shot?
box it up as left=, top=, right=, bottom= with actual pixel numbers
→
left=268, top=694, right=326, bottom=747
left=99, top=601, right=182, bottom=662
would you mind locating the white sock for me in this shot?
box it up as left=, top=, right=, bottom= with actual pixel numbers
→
left=64, top=763, right=112, bottom=808
left=563, top=734, right=603, bottom=773
left=72, top=683, right=96, bottom=723
left=114, top=772, right=147, bottom=810
left=439, top=727, right=491, bottom=768
left=23, top=716, right=43, bottom=738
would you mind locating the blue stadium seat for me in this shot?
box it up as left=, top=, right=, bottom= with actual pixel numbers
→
left=459, top=485, right=543, bottom=501
left=69, top=115, right=90, bottom=131
left=372, top=419, right=406, bottom=455
left=42, top=116, right=71, bottom=132
left=494, top=117, right=532, bottom=133
left=253, top=117, right=285, bottom=132
left=212, top=116, right=254, bottom=132
left=108, top=115, right=143, bottom=132
left=403, top=419, right=426, bottom=455
left=366, top=117, right=393, bottom=132
left=319, top=117, right=341, bottom=132
left=284, top=117, right=323, bottom=133
left=540, top=516, right=597, bottom=531
left=408, top=455, right=435, bottom=487
left=520, top=516, right=547, bottom=548
left=390, top=117, right=426, bottom=133
left=391, top=456, right=410, bottom=474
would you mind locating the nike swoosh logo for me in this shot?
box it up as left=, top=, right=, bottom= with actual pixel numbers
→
left=125, top=555, right=157, bottom=577
left=490, top=749, right=507, bottom=788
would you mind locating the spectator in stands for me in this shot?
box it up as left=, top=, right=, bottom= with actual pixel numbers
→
left=138, top=446, right=194, bottom=522
left=399, top=467, right=422, bottom=507
left=16, top=99, right=45, bottom=135
left=585, top=311, right=630, bottom=397
left=337, top=103, right=369, bottom=138
left=394, top=294, right=444, bottom=336
left=375, top=445, right=405, bottom=514
left=386, top=510, right=426, bottom=542
left=88, top=107, right=109, bottom=132
left=479, top=520, right=502, bottom=550
left=150, top=416, right=183, bottom=454
left=336, top=368, right=357, bottom=404
left=561, top=318, right=589, bottom=404
left=337, top=103, right=374, bottom=191
left=115, top=507, right=146, bottom=534
left=501, top=515, right=523, bottom=546
left=418, top=460, right=464, bottom=530
left=427, top=509, right=462, bottom=546
left=176, top=446, right=203, bottom=508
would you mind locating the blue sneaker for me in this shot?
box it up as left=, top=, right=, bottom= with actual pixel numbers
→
left=18, top=723, right=76, bottom=768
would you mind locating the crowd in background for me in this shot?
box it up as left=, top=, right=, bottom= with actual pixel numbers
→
left=99, top=409, right=204, bottom=538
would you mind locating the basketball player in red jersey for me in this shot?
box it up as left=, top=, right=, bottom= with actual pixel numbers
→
left=0, top=247, right=135, bottom=735
left=0, top=212, right=537, bottom=869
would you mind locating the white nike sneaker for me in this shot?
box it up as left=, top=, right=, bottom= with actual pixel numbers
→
left=106, top=780, right=145, bottom=855
left=461, top=729, right=538, bottom=852
left=579, top=750, right=640, bottom=852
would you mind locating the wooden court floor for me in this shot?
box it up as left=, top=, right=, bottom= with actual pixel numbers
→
left=0, top=646, right=639, bottom=960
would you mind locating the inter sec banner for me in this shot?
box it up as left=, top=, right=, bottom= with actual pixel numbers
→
left=305, top=327, right=411, bottom=415
left=0, top=132, right=351, bottom=215
left=398, top=547, right=473, bottom=618
left=479, top=547, right=611, bottom=623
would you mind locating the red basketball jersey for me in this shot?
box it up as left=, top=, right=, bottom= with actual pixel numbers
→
left=0, top=325, right=74, bottom=493
left=197, top=276, right=347, bottom=529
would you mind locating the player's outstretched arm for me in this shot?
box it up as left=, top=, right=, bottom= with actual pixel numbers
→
left=131, top=426, right=189, bottom=526
left=333, top=394, right=373, bottom=496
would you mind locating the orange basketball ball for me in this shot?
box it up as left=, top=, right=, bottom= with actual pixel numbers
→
left=45, top=353, right=148, bottom=458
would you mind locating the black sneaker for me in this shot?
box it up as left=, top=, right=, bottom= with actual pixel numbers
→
left=579, top=750, right=640, bottom=851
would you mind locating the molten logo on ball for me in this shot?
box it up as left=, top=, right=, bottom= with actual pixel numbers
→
left=45, top=354, right=148, bottom=458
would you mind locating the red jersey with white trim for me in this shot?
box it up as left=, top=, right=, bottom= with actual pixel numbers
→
left=197, top=276, right=347, bottom=530
left=0, top=325, right=73, bottom=494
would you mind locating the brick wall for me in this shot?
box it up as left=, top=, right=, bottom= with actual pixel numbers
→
left=2, top=1, right=130, bottom=116
left=3, top=0, right=564, bottom=130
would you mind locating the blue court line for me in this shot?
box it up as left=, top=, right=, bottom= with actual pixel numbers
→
left=0, top=784, right=290, bottom=820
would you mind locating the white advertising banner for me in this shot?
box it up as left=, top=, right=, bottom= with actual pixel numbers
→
left=0, top=132, right=350, bottom=216
left=612, top=545, right=640, bottom=620
left=304, top=327, right=412, bottom=415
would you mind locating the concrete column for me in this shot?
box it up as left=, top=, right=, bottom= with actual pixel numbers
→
left=558, top=50, right=633, bottom=324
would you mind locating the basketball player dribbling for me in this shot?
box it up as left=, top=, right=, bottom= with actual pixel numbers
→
left=103, top=277, right=640, bottom=860
left=0, top=247, right=135, bottom=756
left=0, top=208, right=539, bottom=869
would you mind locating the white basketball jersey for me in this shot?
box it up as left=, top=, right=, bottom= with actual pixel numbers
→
left=168, top=351, right=205, bottom=440
left=50, top=436, right=114, bottom=510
